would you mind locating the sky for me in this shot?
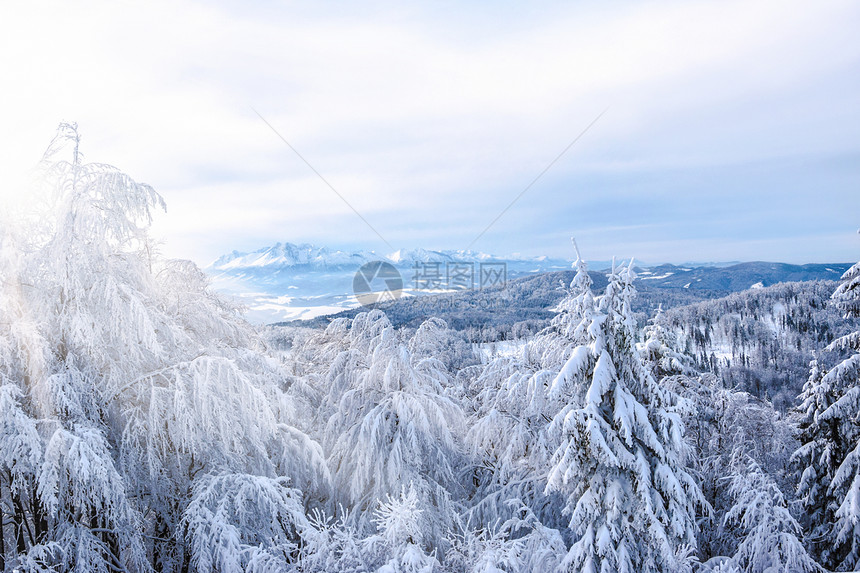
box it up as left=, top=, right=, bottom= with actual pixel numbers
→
left=0, top=0, right=858, bottom=266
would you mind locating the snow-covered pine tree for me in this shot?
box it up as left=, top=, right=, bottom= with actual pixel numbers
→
left=794, top=259, right=860, bottom=570
left=544, top=259, right=703, bottom=573
left=527, top=238, right=595, bottom=372
left=542, top=242, right=599, bottom=414
left=793, top=359, right=835, bottom=558
left=464, top=243, right=595, bottom=532
left=724, top=458, right=818, bottom=573
left=637, top=307, right=694, bottom=380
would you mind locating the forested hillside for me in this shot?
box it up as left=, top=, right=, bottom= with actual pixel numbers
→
left=662, top=281, right=860, bottom=410
left=2, top=126, right=859, bottom=572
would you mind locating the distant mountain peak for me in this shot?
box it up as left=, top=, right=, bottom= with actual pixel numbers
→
left=209, top=242, right=381, bottom=271
left=209, top=242, right=565, bottom=272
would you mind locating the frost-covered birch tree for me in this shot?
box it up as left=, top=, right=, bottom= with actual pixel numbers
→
left=324, top=311, right=465, bottom=550
left=0, top=124, right=329, bottom=572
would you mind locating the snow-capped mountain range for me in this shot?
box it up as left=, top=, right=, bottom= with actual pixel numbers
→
left=209, top=242, right=562, bottom=272
left=205, top=242, right=852, bottom=325
left=205, top=242, right=572, bottom=323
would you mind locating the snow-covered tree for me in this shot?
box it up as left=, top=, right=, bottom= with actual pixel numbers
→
left=0, top=123, right=163, bottom=572
left=688, top=382, right=796, bottom=560
left=0, top=384, right=42, bottom=570
left=794, top=260, right=860, bottom=570
left=297, top=509, right=368, bottom=572
left=370, top=484, right=440, bottom=573
left=39, top=425, right=150, bottom=573
left=324, top=312, right=465, bottom=549
left=637, top=307, right=694, bottom=379
left=0, top=124, right=331, bottom=572
left=408, top=317, right=477, bottom=375
left=183, top=473, right=310, bottom=573
left=0, top=225, right=44, bottom=570
left=544, top=260, right=703, bottom=572
left=526, top=239, right=595, bottom=372
left=445, top=503, right=565, bottom=573
left=541, top=246, right=598, bottom=413
left=464, top=244, right=596, bottom=534
left=465, top=356, right=557, bottom=529
left=298, top=484, right=446, bottom=573
left=724, top=458, right=819, bottom=573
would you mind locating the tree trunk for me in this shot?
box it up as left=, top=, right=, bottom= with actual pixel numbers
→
left=30, top=482, right=48, bottom=544
left=1, top=473, right=6, bottom=572
left=12, top=489, right=32, bottom=553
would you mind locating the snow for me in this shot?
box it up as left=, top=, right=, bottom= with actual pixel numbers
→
left=251, top=303, right=350, bottom=321
left=710, top=343, right=734, bottom=361
left=2, top=124, right=854, bottom=573
left=639, top=272, right=674, bottom=280
left=476, top=339, right=526, bottom=363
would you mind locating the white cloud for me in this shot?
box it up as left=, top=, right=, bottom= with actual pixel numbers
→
left=2, top=0, right=858, bottom=263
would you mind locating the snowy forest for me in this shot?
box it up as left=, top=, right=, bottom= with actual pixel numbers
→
left=1, top=125, right=858, bottom=573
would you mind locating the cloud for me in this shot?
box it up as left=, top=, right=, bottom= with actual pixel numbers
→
left=1, top=0, right=858, bottom=264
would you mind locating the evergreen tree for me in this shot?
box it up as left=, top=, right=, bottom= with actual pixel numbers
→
left=794, top=260, right=860, bottom=570
left=528, top=238, right=595, bottom=372
left=544, top=260, right=703, bottom=572
left=637, top=307, right=694, bottom=380
left=725, top=458, right=818, bottom=573
left=465, top=243, right=594, bottom=531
